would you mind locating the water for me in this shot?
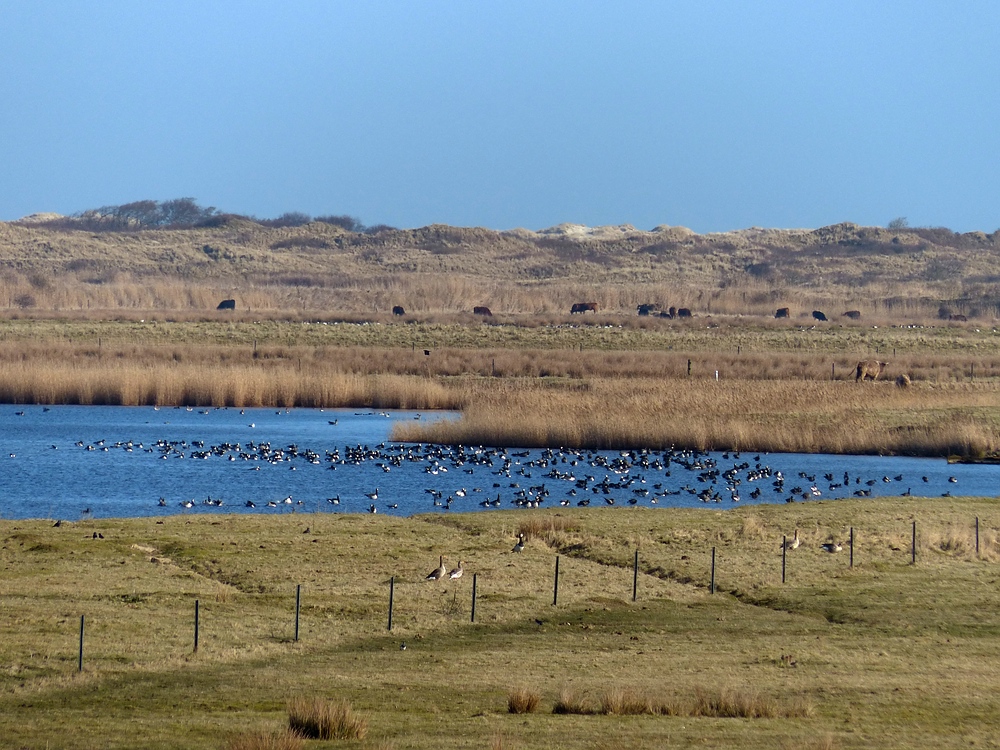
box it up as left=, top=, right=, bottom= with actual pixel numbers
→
left=1, top=405, right=997, bottom=520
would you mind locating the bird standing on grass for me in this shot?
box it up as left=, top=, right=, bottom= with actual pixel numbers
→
left=448, top=560, right=464, bottom=580
left=783, top=530, right=800, bottom=550
left=426, top=556, right=446, bottom=581
left=512, top=533, right=525, bottom=553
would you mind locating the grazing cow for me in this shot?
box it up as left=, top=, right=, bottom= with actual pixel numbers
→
left=812, top=310, right=828, bottom=322
left=392, top=305, right=406, bottom=316
left=637, top=303, right=658, bottom=316
left=570, top=302, right=598, bottom=314
left=855, top=360, right=888, bottom=382
left=216, top=299, right=236, bottom=310
left=842, top=310, right=862, bottom=320
left=949, top=314, right=968, bottom=322
left=473, top=306, right=493, bottom=316
left=775, top=307, right=789, bottom=319
left=676, top=307, right=692, bottom=318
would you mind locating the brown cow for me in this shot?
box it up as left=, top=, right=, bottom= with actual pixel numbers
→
left=855, top=360, right=887, bottom=382
left=774, top=307, right=789, bottom=319
left=570, top=302, right=598, bottom=314
left=473, top=306, right=493, bottom=316
left=949, top=314, right=968, bottom=322
left=842, top=310, right=861, bottom=320
left=392, top=305, right=405, bottom=316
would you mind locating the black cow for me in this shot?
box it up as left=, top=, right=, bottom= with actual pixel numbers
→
left=774, top=307, right=789, bottom=319
left=812, top=310, right=828, bottom=322
left=392, top=305, right=406, bottom=316
left=473, top=306, right=493, bottom=316
left=676, top=307, right=692, bottom=318
left=570, top=302, right=598, bottom=314
left=637, top=304, right=658, bottom=316
left=216, top=299, right=236, bottom=310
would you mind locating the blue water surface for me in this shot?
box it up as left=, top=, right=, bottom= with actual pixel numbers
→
left=0, top=405, right=997, bottom=520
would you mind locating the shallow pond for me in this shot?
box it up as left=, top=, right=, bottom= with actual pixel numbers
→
left=1, top=405, right=997, bottom=520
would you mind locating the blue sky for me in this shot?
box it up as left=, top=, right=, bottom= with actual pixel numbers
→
left=1, top=1, right=997, bottom=232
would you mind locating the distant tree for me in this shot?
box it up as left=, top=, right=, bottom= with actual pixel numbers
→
left=315, top=214, right=365, bottom=232
left=888, top=217, right=909, bottom=230
left=364, top=224, right=397, bottom=234
left=72, top=198, right=217, bottom=229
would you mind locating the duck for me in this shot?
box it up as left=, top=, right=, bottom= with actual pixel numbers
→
left=426, top=556, right=446, bottom=581
left=512, top=533, right=526, bottom=553
left=821, top=540, right=843, bottom=553
left=448, top=560, right=464, bottom=580
left=783, top=530, right=801, bottom=550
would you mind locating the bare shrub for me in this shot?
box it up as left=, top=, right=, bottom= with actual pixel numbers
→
left=507, top=686, right=540, bottom=714
left=287, top=697, right=367, bottom=740
left=223, top=729, right=304, bottom=750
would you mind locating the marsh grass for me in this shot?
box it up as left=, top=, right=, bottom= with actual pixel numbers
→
left=507, top=687, right=541, bottom=714
left=223, top=729, right=305, bottom=750
left=287, top=697, right=367, bottom=740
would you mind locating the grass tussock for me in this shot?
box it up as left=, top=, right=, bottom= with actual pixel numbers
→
left=507, top=686, right=540, bottom=714
left=223, top=729, right=305, bottom=750
left=552, top=688, right=598, bottom=715
left=286, top=697, right=368, bottom=741
left=517, top=516, right=577, bottom=542
left=553, top=685, right=810, bottom=719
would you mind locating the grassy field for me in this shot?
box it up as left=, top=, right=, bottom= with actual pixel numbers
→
left=2, top=499, right=1000, bottom=749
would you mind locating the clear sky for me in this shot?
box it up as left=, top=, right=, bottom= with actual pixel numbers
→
left=1, top=1, right=997, bottom=233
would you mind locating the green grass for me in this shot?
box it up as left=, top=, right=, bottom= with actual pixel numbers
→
left=3, top=500, right=1000, bottom=748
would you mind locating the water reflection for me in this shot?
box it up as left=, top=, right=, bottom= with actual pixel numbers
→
left=1, top=405, right=997, bottom=520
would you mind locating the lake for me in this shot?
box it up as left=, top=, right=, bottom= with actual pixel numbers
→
left=1, top=405, right=997, bottom=520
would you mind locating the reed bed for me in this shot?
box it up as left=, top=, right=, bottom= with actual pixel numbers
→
left=394, top=378, right=1000, bottom=457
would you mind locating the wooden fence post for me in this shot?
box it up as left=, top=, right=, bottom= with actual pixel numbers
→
left=387, top=577, right=395, bottom=631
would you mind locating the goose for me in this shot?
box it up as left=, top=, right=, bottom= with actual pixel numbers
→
left=448, top=560, right=464, bottom=579
left=512, top=533, right=526, bottom=553
left=783, top=530, right=801, bottom=550
left=365, top=488, right=379, bottom=501
left=821, top=541, right=843, bottom=553
left=426, top=556, right=446, bottom=580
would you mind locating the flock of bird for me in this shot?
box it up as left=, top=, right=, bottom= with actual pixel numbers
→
left=64, top=434, right=965, bottom=515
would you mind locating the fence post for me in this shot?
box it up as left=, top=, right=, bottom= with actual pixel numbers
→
left=710, top=547, right=716, bottom=594
left=78, top=615, right=84, bottom=672
left=387, top=576, right=395, bottom=631
left=295, top=584, right=301, bottom=642
left=850, top=527, right=854, bottom=568
left=633, top=549, right=639, bottom=602
left=782, top=536, right=786, bottom=583
left=194, top=600, right=200, bottom=653
left=912, top=521, right=917, bottom=565
left=976, top=517, right=980, bottom=555
left=553, top=556, right=560, bottom=606
left=471, top=573, right=478, bottom=623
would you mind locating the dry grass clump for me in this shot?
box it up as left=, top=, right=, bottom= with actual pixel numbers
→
left=507, top=686, right=540, bottom=714
left=553, top=685, right=810, bottom=719
left=286, top=697, right=367, bottom=740
left=223, top=729, right=305, bottom=750
left=692, top=687, right=779, bottom=718
left=517, top=516, right=577, bottom=542
left=552, top=688, right=598, bottom=715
